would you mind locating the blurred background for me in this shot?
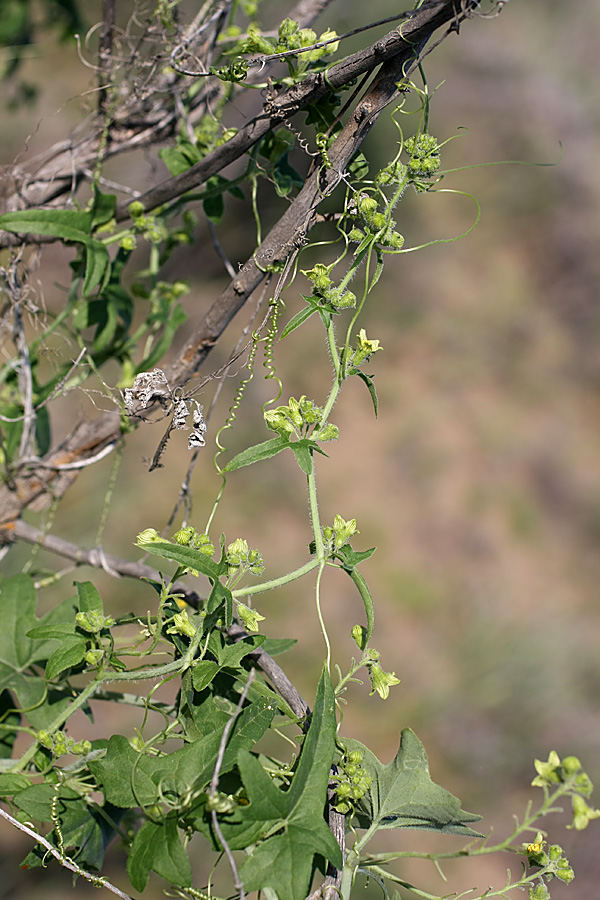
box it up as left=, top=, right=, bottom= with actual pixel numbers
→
left=1, top=1, right=599, bottom=897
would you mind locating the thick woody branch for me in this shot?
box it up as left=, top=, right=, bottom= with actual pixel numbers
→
left=0, top=0, right=335, bottom=220
left=0, top=0, right=476, bottom=537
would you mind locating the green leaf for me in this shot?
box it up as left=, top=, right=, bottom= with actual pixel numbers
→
left=0, top=575, right=77, bottom=727
left=89, top=735, right=166, bottom=808
left=90, top=731, right=223, bottom=809
left=0, top=208, right=93, bottom=240
left=354, top=370, right=379, bottom=417
left=290, top=439, right=315, bottom=475
left=138, top=540, right=221, bottom=580
left=346, top=568, right=375, bottom=644
left=345, top=729, right=482, bottom=836
left=0, top=690, right=20, bottom=758
left=237, top=668, right=342, bottom=900
left=127, top=816, right=192, bottom=891
left=260, top=637, right=297, bottom=656
left=203, top=191, right=224, bottom=224
left=335, top=545, right=377, bottom=570
left=0, top=209, right=110, bottom=297
left=76, top=580, right=103, bottom=613
left=281, top=304, right=318, bottom=339
left=89, top=187, right=116, bottom=229
left=224, top=436, right=291, bottom=472
left=192, top=660, right=221, bottom=691
left=81, top=239, right=111, bottom=297
left=0, top=773, right=30, bottom=797
left=45, top=636, right=87, bottom=679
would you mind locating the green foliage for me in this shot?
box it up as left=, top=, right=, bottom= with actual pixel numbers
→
left=0, top=4, right=596, bottom=900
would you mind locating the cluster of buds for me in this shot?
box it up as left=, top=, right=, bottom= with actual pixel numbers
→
left=302, top=263, right=356, bottom=309
left=404, top=132, right=441, bottom=183
left=323, top=515, right=359, bottom=552
left=332, top=748, right=373, bottom=815
left=226, top=538, right=264, bottom=579
left=532, top=751, right=600, bottom=830
left=346, top=194, right=404, bottom=250
left=264, top=395, right=338, bottom=442
left=36, top=730, right=92, bottom=758
left=523, top=833, right=575, bottom=891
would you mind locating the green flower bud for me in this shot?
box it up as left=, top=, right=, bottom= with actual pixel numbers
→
left=336, top=782, right=352, bottom=799
left=36, top=730, right=53, bottom=750
left=528, top=886, right=550, bottom=900
left=287, top=397, right=303, bottom=429
left=237, top=603, right=265, bottom=633
left=351, top=624, right=367, bottom=651
left=227, top=538, right=249, bottom=567
left=316, top=423, right=339, bottom=442
left=120, top=235, right=136, bottom=251
left=128, top=200, right=145, bottom=218
left=358, top=196, right=378, bottom=218
left=76, top=610, right=115, bottom=633
left=72, top=739, right=92, bottom=756
left=348, top=227, right=364, bottom=242
left=264, top=410, right=295, bottom=436
left=562, top=755, right=582, bottom=775
left=174, top=526, right=196, bottom=545
left=332, top=289, right=356, bottom=309
left=370, top=212, right=386, bottom=231
left=556, top=865, right=575, bottom=884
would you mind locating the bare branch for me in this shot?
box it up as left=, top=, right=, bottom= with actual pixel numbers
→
left=0, top=805, right=134, bottom=900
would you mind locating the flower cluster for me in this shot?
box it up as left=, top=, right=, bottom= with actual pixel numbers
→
left=347, top=193, right=404, bottom=250
left=264, top=395, right=338, bottom=442
left=532, top=751, right=600, bottom=830
left=523, top=833, right=575, bottom=893
left=404, top=132, right=441, bottom=184
left=302, top=263, right=356, bottom=309
left=226, top=538, right=264, bottom=579
left=323, top=514, right=359, bottom=551
left=332, top=749, right=373, bottom=815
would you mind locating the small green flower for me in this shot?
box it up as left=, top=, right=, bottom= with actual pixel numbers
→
left=569, top=794, right=600, bottom=830
left=237, top=603, right=265, bottom=632
left=84, top=648, right=104, bottom=667
left=368, top=663, right=400, bottom=699
left=136, top=528, right=164, bottom=547
left=264, top=409, right=295, bottom=436
left=166, top=610, right=197, bottom=639
left=353, top=328, right=382, bottom=366
left=332, top=514, right=358, bottom=547
left=532, top=750, right=562, bottom=787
